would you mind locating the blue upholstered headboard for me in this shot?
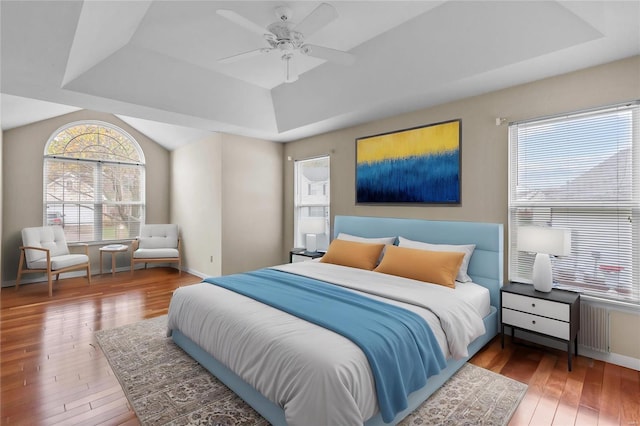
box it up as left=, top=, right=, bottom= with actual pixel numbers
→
left=333, top=215, right=504, bottom=308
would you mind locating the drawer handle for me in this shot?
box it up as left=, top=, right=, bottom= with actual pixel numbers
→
left=532, top=303, right=536, bottom=308
left=532, top=320, right=536, bottom=325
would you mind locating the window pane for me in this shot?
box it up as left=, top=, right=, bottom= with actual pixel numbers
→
left=44, top=160, right=96, bottom=242
left=102, top=204, right=143, bottom=240
left=508, top=103, right=639, bottom=304
left=44, top=122, right=145, bottom=242
left=47, top=122, right=143, bottom=163
left=101, top=163, right=144, bottom=239
left=509, top=207, right=637, bottom=301
left=296, top=157, right=330, bottom=206
left=294, top=157, right=330, bottom=250
left=513, top=109, right=633, bottom=203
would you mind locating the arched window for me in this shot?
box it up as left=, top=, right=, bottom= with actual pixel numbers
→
left=44, top=121, right=146, bottom=242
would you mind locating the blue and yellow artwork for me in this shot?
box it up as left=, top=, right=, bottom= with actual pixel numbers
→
left=356, top=119, right=461, bottom=203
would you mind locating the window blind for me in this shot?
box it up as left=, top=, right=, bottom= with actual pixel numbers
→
left=508, top=102, right=639, bottom=304
left=294, top=156, right=330, bottom=251
left=43, top=121, right=145, bottom=243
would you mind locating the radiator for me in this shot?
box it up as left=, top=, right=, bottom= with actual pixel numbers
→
left=579, top=303, right=609, bottom=353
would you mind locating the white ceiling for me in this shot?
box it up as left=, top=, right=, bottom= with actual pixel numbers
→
left=1, top=1, right=639, bottom=150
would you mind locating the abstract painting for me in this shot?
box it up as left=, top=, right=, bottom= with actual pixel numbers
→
left=356, top=119, right=461, bottom=203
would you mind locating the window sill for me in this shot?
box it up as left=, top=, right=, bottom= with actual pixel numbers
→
left=580, top=294, right=639, bottom=313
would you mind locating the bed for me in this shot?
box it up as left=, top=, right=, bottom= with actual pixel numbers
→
left=167, top=215, right=503, bottom=425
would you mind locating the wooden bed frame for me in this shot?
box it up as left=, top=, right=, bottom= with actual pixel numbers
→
left=172, top=215, right=504, bottom=425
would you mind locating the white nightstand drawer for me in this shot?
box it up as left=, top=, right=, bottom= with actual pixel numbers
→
left=502, top=292, right=569, bottom=321
left=502, top=308, right=570, bottom=340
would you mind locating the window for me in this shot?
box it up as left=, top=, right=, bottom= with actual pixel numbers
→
left=509, top=102, right=639, bottom=304
left=294, top=156, right=330, bottom=251
left=44, top=121, right=145, bottom=243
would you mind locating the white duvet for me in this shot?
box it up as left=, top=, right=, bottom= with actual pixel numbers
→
left=167, top=262, right=486, bottom=426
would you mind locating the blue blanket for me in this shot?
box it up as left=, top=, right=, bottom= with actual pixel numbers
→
left=203, top=268, right=446, bottom=422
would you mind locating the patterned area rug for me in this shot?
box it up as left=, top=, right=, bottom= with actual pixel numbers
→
left=96, top=316, right=527, bottom=426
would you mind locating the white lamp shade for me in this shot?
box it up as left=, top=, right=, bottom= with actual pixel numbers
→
left=299, top=218, right=325, bottom=235
left=518, top=226, right=571, bottom=292
left=518, top=226, right=571, bottom=256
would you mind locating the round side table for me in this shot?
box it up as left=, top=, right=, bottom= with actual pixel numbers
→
left=99, top=244, right=129, bottom=276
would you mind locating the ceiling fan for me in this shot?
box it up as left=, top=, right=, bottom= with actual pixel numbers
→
left=217, top=3, right=355, bottom=83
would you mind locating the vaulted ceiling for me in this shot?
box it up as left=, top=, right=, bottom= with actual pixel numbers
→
left=2, top=1, right=639, bottom=150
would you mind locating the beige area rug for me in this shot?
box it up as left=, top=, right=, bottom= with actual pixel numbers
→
left=96, top=316, right=527, bottom=426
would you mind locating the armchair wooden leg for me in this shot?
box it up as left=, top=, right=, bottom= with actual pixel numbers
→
left=47, top=273, right=53, bottom=297
left=87, top=264, right=92, bottom=285
left=16, top=251, right=25, bottom=289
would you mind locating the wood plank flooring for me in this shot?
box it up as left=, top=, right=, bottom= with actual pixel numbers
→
left=1, top=269, right=638, bottom=425
left=1, top=268, right=201, bottom=425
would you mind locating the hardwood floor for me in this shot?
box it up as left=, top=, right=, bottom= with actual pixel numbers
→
left=1, top=268, right=201, bottom=425
left=1, top=269, right=638, bottom=425
left=470, top=337, right=639, bottom=426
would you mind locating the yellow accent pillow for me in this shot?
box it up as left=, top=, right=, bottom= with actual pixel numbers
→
left=320, top=239, right=385, bottom=270
left=374, top=245, right=465, bottom=288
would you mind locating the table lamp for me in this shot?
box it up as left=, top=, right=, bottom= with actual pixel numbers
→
left=300, top=218, right=325, bottom=253
left=518, top=226, right=571, bottom=292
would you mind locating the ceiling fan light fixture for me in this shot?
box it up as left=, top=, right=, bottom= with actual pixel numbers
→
left=279, top=41, right=295, bottom=53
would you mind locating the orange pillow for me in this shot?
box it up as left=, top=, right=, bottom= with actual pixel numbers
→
left=373, top=245, right=464, bottom=288
left=320, top=239, right=385, bottom=270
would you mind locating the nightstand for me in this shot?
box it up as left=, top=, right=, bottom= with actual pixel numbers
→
left=289, top=249, right=324, bottom=263
left=501, top=282, right=580, bottom=371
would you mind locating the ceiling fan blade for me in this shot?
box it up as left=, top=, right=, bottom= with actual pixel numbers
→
left=217, top=9, right=268, bottom=36
left=294, top=3, right=338, bottom=37
left=218, top=48, right=271, bottom=64
left=301, top=44, right=355, bottom=66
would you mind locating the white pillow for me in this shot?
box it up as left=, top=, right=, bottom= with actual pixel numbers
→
left=337, top=233, right=396, bottom=264
left=397, top=236, right=476, bottom=282
left=337, top=233, right=396, bottom=245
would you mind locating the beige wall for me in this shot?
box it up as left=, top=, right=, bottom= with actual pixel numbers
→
left=171, top=133, right=283, bottom=277
left=0, top=128, right=3, bottom=279
left=610, top=311, right=640, bottom=360
left=220, top=134, right=284, bottom=274
left=171, top=134, right=223, bottom=277
left=1, top=110, right=171, bottom=282
left=283, top=56, right=640, bottom=254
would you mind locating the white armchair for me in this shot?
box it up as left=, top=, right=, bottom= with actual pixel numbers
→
left=131, top=224, right=182, bottom=275
left=16, top=226, right=91, bottom=297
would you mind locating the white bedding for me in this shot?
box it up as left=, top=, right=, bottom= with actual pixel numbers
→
left=167, top=262, right=486, bottom=426
left=455, top=281, right=491, bottom=318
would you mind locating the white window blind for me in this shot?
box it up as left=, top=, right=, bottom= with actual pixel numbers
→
left=508, top=102, right=639, bottom=304
left=294, top=156, right=330, bottom=251
left=44, top=121, right=146, bottom=243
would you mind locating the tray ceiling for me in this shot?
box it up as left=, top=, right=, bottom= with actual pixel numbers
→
left=2, top=1, right=638, bottom=148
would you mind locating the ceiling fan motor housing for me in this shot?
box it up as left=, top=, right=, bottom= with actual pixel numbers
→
left=266, top=21, right=304, bottom=52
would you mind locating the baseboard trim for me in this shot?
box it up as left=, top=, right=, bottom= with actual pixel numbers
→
left=2, top=264, right=182, bottom=287
left=504, top=326, right=640, bottom=371
left=182, top=268, right=207, bottom=279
